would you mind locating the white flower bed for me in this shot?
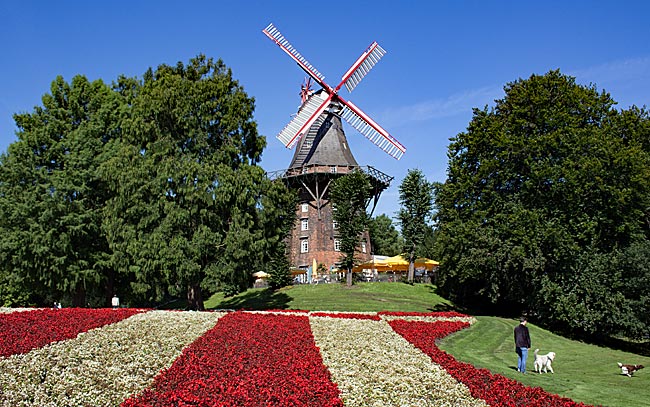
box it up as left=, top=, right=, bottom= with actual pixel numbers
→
left=244, top=309, right=309, bottom=316
left=309, top=317, right=488, bottom=407
left=311, top=310, right=378, bottom=315
left=0, top=310, right=224, bottom=407
left=0, top=307, right=36, bottom=313
left=379, top=315, right=476, bottom=324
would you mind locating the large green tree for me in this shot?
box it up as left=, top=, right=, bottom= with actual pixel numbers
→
left=418, top=224, right=438, bottom=262
left=368, top=214, right=402, bottom=256
left=617, top=240, right=650, bottom=337
left=262, top=180, right=297, bottom=290
left=0, top=57, right=296, bottom=309
left=0, top=75, right=124, bottom=307
left=434, top=70, right=650, bottom=338
left=330, top=171, right=372, bottom=287
left=102, top=55, right=290, bottom=309
left=398, top=169, right=434, bottom=282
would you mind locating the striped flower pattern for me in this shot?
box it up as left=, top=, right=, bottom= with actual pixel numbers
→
left=0, top=309, right=594, bottom=407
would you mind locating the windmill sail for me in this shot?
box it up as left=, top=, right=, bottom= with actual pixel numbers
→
left=263, top=23, right=406, bottom=160
left=340, top=101, right=405, bottom=160
left=262, top=23, right=327, bottom=87
left=338, top=42, right=386, bottom=93
left=277, top=91, right=331, bottom=149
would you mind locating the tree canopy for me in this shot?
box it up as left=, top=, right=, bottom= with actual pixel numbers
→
left=0, top=75, right=124, bottom=307
left=368, top=214, right=403, bottom=257
left=330, top=171, right=372, bottom=286
left=398, top=169, right=434, bottom=282
left=0, top=56, right=295, bottom=309
left=434, top=70, right=650, bottom=338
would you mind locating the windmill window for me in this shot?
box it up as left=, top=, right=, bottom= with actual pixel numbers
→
left=301, top=203, right=309, bottom=213
left=333, top=220, right=338, bottom=229
left=334, top=239, right=341, bottom=252
left=330, top=166, right=337, bottom=173
left=301, top=239, right=309, bottom=253
left=301, top=218, right=309, bottom=231
left=361, top=242, right=367, bottom=253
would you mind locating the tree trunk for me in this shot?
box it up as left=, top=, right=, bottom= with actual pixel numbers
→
left=72, top=284, right=86, bottom=307
left=187, top=284, right=205, bottom=311
left=346, top=269, right=353, bottom=287
left=407, top=246, right=416, bottom=283
left=105, top=271, right=115, bottom=308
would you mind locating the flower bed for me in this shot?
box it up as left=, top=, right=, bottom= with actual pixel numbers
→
left=246, top=309, right=310, bottom=316
left=0, top=310, right=224, bottom=406
left=0, top=308, right=142, bottom=357
left=0, top=310, right=597, bottom=406
left=310, top=316, right=487, bottom=407
left=0, top=307, right=35, bottom=313
left=378, top=310, right=475, bottom=324
left=310, top=312, right=381, bottom=320
left=378, top=311, right=468, bottom=318
left=267, top=309, right=310, bottom=313
left=388, top=319, right=593, bottom=407
left=122, top=311, right=343, bottom=407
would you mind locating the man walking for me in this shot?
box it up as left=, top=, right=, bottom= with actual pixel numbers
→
left=514, top=316, right=531, bottom=374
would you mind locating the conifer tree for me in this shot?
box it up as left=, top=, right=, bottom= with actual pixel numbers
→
left=398, top=169, right=434, bottom=282
left=330, top=171, right=372, bottom=287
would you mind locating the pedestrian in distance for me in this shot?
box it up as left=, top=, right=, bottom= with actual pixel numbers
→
left=514, top=316, right=531, bottom=374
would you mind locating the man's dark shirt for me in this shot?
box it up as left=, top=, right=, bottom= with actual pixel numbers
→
left=514, top=323, right=531, bottom=348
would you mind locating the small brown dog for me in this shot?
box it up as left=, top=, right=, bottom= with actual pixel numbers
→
left=618, top=362, right=644, bottom=377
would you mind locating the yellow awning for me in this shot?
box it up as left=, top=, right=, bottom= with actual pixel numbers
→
left=353, top=255, right=439, bottom=272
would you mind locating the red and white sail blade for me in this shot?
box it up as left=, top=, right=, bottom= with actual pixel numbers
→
left=337, top=42, right=386, bottom=93
left=340, top=100, right=406, bottom=160
left=262, top=23, right=329, bottom=90
left=277, top=91, right=332, bottom=149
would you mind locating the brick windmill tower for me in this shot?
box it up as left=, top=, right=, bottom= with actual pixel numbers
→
left=263, top=23, right=406, bottom=276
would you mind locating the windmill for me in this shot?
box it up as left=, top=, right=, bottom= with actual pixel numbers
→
left=262, top=23, right=406, bottom=160
left=263, top=23, right=403, bottom=276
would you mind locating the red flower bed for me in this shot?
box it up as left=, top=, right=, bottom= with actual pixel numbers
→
left=310, top=312, right=381, bottom=321
left=0, top=308, right=142, bottom=357
left=378, top=311, right=469, bottom=318
left=122, top=312, right=343, bottom=407
left=266, top=309, right=310, bottom=313
left=389, top=320, right=594, bottom=407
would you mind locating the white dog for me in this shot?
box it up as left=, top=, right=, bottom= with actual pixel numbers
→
left=533, top=349, right=556, bottom=374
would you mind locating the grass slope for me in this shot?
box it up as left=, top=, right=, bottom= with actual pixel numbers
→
left=438, top=316, right=650, bottom=407
left=204, top=282, right=454, bottom=312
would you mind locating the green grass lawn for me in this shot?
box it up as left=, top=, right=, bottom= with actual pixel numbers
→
left=204, top=282, right=454, bottom=312
left=438, top=316, right=650, bottom=407
left=203, top=283, right=649, bottom=407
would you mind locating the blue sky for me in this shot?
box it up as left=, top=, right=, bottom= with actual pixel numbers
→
left=1, top=1, right=649, bottom=218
